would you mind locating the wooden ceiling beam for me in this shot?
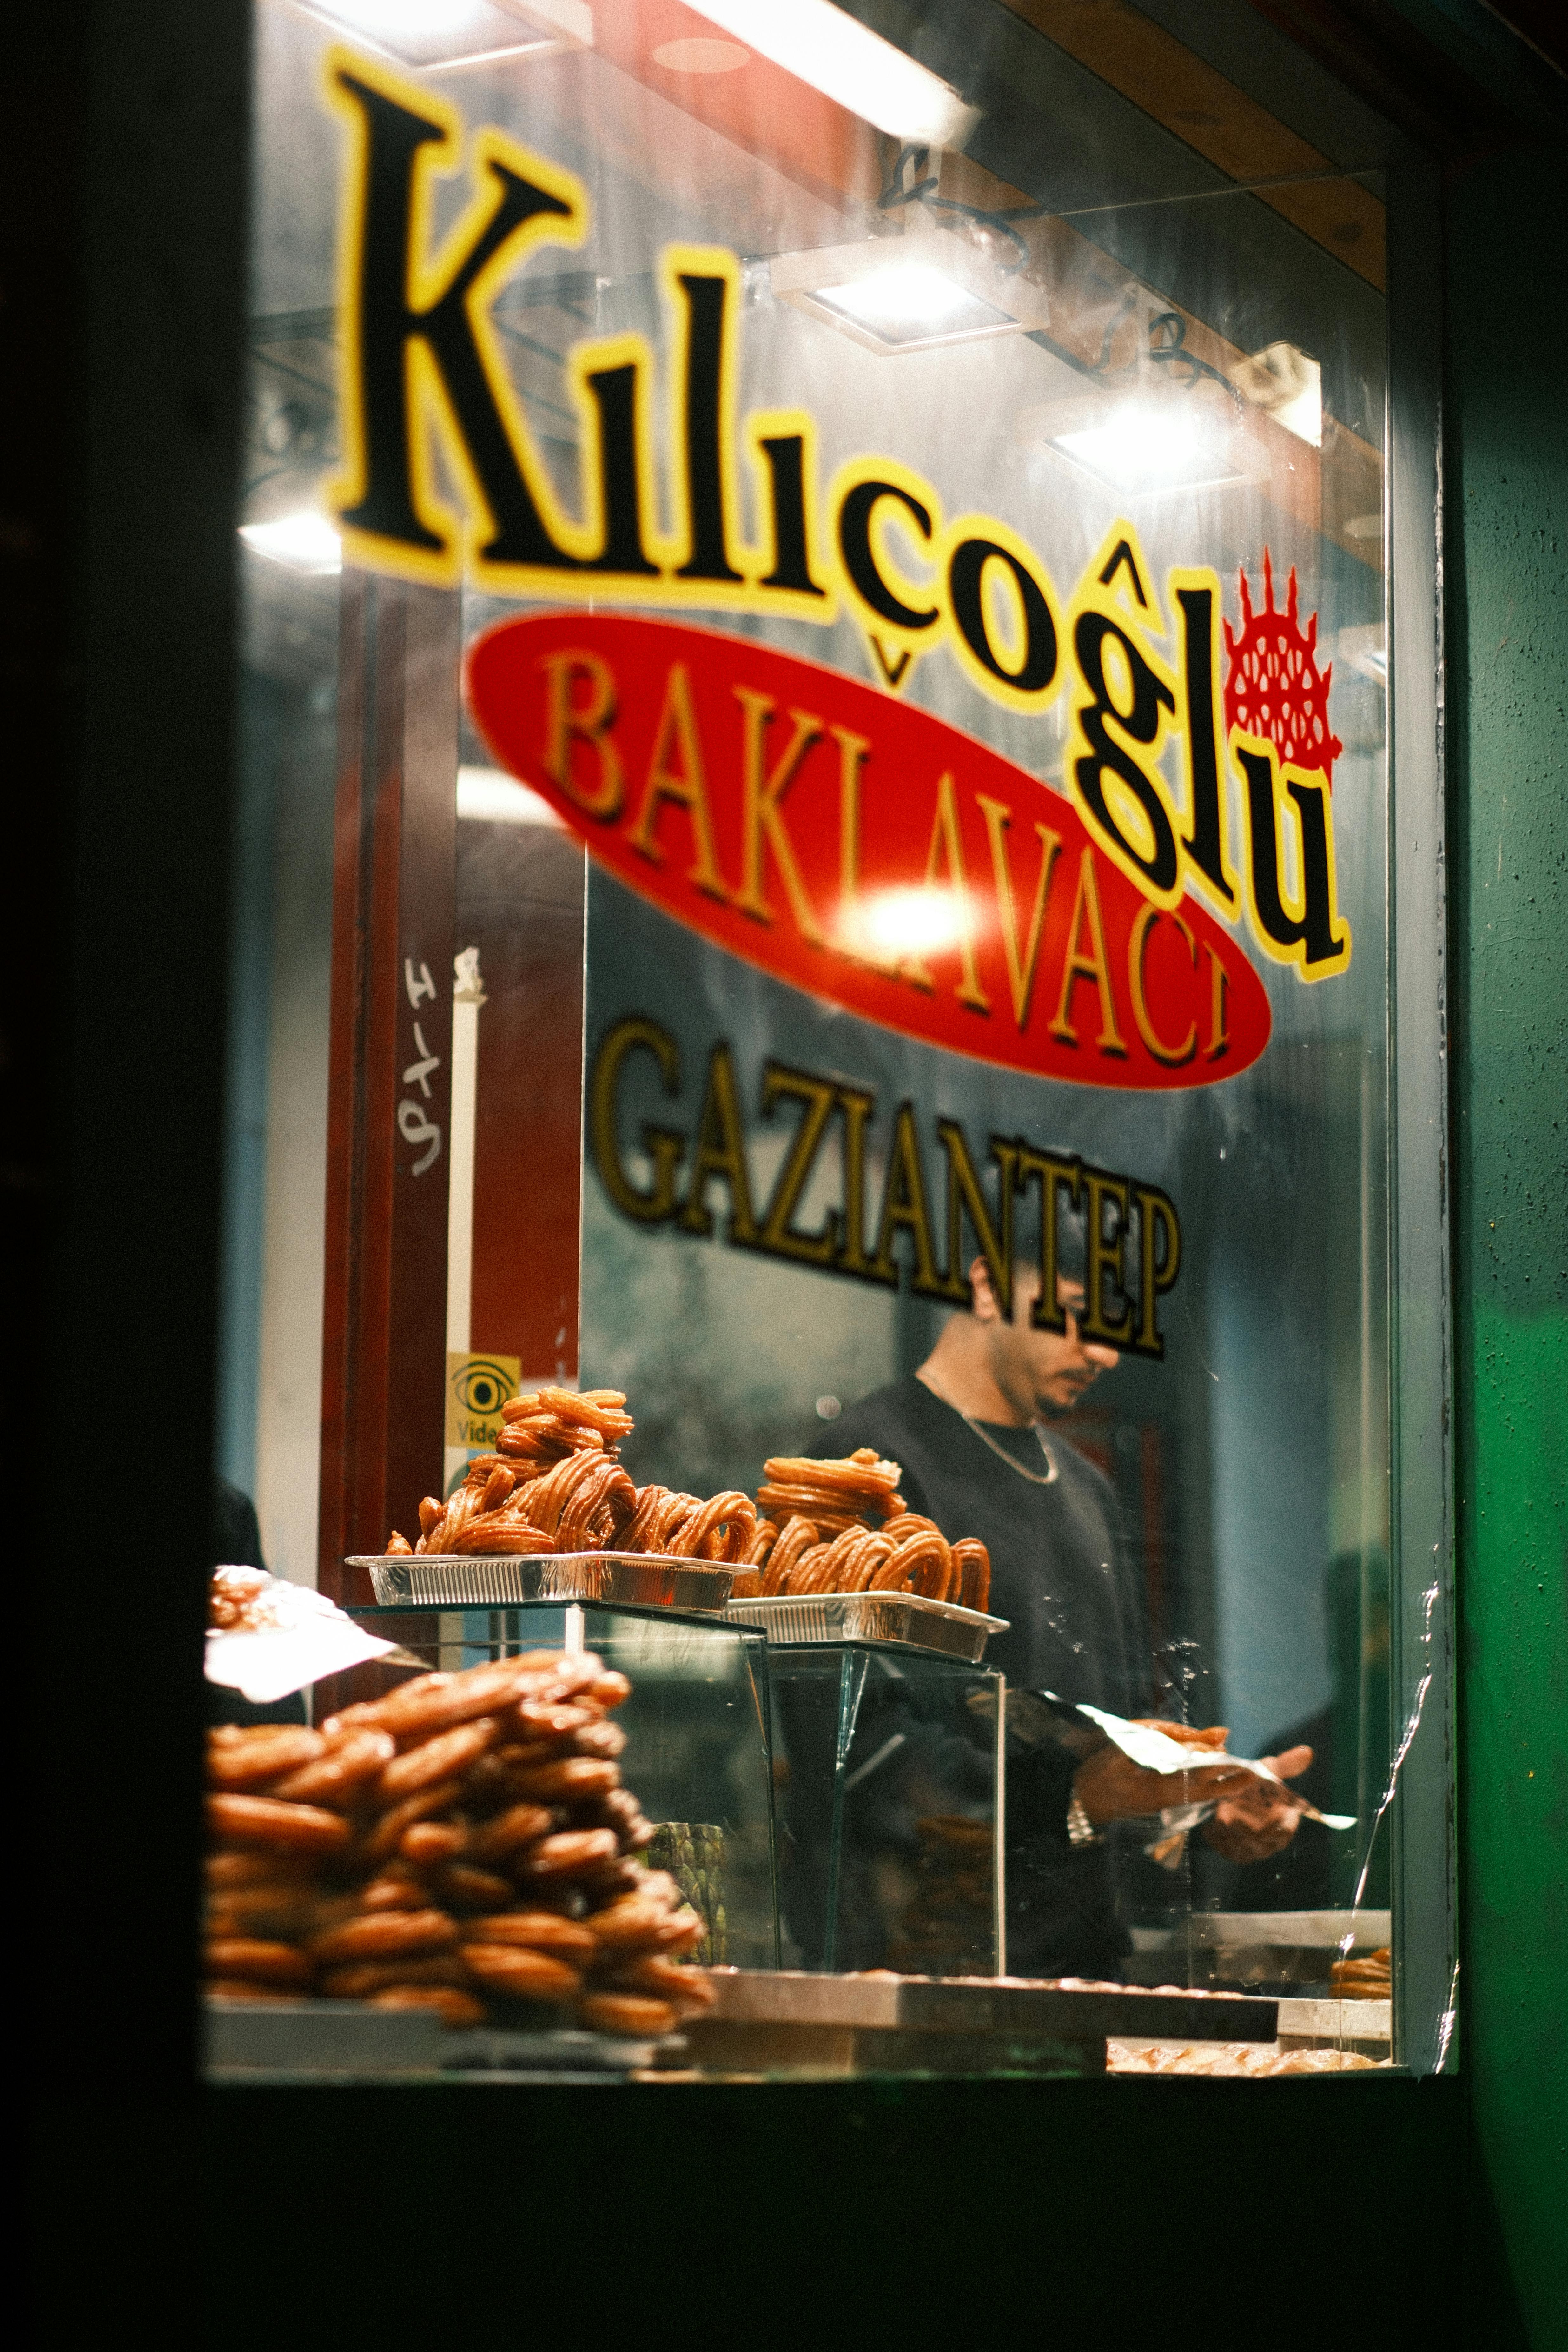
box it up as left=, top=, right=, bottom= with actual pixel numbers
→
left=997, top=0, right=1386, bottom=288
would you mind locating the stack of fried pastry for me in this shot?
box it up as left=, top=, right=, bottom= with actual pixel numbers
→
left=384, top=1387, right=755, bottom=1565
left=1329, top=1945, right=1392, bottom=1999
left=204, top=1648, right=714, bottom=2039
left=730, top=1448, right=991, bottom=1611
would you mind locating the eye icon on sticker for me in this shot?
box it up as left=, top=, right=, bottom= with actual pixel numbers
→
left=454, top=1359, right=515, bottom=1417
left=446, top=1353, right=522, bottom=1449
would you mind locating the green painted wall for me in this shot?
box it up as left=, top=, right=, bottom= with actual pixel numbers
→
left=1447, top=140, right=1568, bottom=2339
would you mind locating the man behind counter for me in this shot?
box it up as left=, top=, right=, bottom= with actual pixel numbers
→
left=814, top=1250, right=1312, bottom=1978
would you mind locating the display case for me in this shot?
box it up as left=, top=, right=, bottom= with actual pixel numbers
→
left=767, top=1642, right=1002, bottom=1976
left=343, top=1602, right=780, bottom=1969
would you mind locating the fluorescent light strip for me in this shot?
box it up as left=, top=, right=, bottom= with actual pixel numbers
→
left=681, top=0, right=978, bottom=145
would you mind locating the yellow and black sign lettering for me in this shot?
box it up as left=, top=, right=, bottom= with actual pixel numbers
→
left=326, top=50, right=1351, bottom=1000
left=589, top=1014, right=1185, bottom=1358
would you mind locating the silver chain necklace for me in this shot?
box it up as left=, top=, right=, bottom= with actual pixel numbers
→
left=923, top=1377, right=1059, bottom=1485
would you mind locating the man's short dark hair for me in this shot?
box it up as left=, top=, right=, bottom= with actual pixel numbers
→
left=1055, top=1200, right=1087, bottom=1288
left=998, top=1197, right=1087, bottom=1313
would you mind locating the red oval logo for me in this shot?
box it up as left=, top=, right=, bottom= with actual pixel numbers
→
left=467, top=613, right=1270, bottom=1090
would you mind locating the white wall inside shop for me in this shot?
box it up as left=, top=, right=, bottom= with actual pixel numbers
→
left=217, top=662, right=335, bottom=1586
left=1204, top=1043, right=1389, bottom=1759
left=255, top=684, right=334, bottom=1586
left=1208, top=1265, right=1333, bottom=1757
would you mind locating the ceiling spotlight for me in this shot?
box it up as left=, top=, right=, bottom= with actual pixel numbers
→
left=240, top=512, right=343, bottom=574
left=292, top=0, right=590, bottom=73
left=1232, top=340, right=1322, bottom=448
left=1019, top=394, right=1249, bottom=498
left=817, top=262, right=1007, bottom=343
left=772, top=228, right=1048, bottom=355
left=1053, top=408, right=1238, bottom=495
left=683, top=0, right=978, bottom=146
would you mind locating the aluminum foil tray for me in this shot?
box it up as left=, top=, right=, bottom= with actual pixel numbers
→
left=725, top=1590, right=1008, bottom=1662
left=351, top=1552, right=734, bottom=1610
left=443, top=2026, right=664, bottom=2075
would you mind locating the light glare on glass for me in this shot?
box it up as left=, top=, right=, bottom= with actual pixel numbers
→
left=860, top=887, right=963, bottom=960
left=239, top=512, right=343, bottom=574
left=456, top=766, right=566, bottom=825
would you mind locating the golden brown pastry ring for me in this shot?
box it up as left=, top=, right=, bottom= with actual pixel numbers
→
left=744, top=1518, right=780, bottom=1567
left=671, top=1490, right=757, bottom=1562
left=951, top=1539, right=991, bottom=1613
left=446, top=1515, right=555, bottom=1557
left=763, top=1515, right=821, bottom=1595
left=880, top=1514, right=954, bottom=1600
left=556, top=1456, right=638, bottom=1550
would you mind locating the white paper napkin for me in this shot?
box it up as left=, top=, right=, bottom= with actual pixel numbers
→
left=206, top=1577, right=402, bottom=1704
left=1057, top=1698, right=1356, bottom=1828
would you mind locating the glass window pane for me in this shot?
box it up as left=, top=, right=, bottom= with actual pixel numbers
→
left=214, top=0, right=1438, bottom=2082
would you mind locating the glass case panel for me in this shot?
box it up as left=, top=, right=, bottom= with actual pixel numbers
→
left=771, top=1646, right=1001, bottom=1975
left=345, top=1603, right=781, bottom=1968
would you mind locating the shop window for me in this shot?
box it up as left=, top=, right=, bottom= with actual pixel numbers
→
left=208, top=0, right=1451, bottom=2084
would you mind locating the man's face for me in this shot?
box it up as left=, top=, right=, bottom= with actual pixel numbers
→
left=989, top=1268, right=1121, bottom=1416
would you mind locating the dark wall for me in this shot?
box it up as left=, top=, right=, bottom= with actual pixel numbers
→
left=15, top=0, right=251, bottom=2090
left=1446, top=137, right=1568, bottom=2345
left=13, top=3, right=1558, bottom=2346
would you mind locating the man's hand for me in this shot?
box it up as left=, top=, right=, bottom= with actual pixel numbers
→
left=1201, top=1745, right=1314, bottom=1862
left=1072, top=1730, right=1257, bottom=1828
left=1070, top=1729, right=1316, bottom=1849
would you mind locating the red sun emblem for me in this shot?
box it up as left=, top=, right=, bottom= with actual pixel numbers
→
left=1223, top=550, right=1343, bottom=786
